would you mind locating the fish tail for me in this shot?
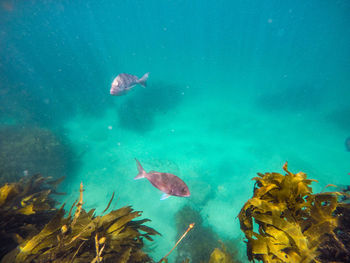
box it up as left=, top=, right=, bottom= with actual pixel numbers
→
left=138, top=72, right=149, bottom=87
left=134, top=158, right=146, bottom=179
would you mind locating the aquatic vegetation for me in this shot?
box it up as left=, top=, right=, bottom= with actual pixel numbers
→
left=0, top=174, right=62, bottom=259
left=238, top=162, right=350, bottom=262
left=1, top=179, right=160, bottom=262
left=175, top=205, right=241, bottom=263
left=317, top=185, right=350, bottom=262
left=0, top=125, right=74, bottom=184
left=209, top=243, right=236, bottom=263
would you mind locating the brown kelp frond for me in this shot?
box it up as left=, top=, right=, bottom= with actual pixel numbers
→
left=0, top=174, right=61, bottom=259
left=0, top=174, right=62, bottom=212
left=2, top=182, right=159, bottom=263
left=209, top=242, right=236, bottom=263
left=238, top=162, right=350, bottom=263
left=71, top=182, right=84, bottom=228
left=102, top=192, right=115, bottom=214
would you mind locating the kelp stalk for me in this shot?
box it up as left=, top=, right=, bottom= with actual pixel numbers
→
left=158, top=223, right=195, bottom=263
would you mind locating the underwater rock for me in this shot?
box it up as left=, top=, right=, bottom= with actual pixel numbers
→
left=174, top=205, right=218, bottom=263
left=0, top=125, right=74, bottom=184
left=174, top=205, right=241, bottom=263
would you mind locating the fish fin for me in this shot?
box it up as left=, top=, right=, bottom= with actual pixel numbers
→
left=138, top=72, right=149, bottom=87
left=134, top=158, right=146, bottom=179
left=160, top=193, right=170, bottom=200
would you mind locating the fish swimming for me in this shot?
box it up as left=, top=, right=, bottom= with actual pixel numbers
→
left=134, top=158, right=190, bottom=200
left=345, top=137, right=350, bottom=151
left=110, top=72, right=149, bottom=96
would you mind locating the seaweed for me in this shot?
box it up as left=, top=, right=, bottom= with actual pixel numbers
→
left=238, top=162, right=350, bottom=263
left=209, top=242, right=236, bottom=263
left=1, top=180, right=160, bottom=263
left=0, top=174, right=62, bottom=259
left=317, top=185, right=350, bottom=262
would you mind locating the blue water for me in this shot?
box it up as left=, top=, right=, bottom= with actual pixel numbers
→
left=1, top=0, right=350, bottom=261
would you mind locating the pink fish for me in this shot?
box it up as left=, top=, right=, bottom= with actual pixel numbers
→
left=134, top=159, right=190, bottom=200
left=346, top=137, right=350, bottom=151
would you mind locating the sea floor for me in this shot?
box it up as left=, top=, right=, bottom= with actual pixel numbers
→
left=58, top=86, right=350, bottom=261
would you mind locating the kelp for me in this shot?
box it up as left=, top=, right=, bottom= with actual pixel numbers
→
left=209, top=243, right=236, bottom=263
left=317, top=185, right=350, bottom=262
left=0, top=174, right=62, bottom=259
left=2, top=181, right=160, bottom=263
left=238, top=162, right=349, bottom=263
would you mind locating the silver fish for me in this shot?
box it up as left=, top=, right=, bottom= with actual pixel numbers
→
left=134, top=159, right=190, bottom=200
left=110, top=72, right=149, bottom=96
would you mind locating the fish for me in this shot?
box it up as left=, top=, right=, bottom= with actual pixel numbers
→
left=345, top=137, right=350, bottom=151
left=134, top=158, right=190, bottom=200
left=110, top=72, right=149, bottom=96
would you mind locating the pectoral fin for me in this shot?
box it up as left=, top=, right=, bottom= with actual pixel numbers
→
left=160, top=193, right=170, bottom=200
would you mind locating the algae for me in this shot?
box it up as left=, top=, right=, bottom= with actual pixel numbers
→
left=1, top=177, right=159, bottom=263
left=0, top=174, right=62, bottom=259
left=209, top=243, right=236, bottom=263
left=238, top=162, right=350, bottom=263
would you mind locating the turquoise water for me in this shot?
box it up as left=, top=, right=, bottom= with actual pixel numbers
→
left=1, top=0, right=350, bottom=261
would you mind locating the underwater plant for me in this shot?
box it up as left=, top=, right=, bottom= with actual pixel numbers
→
left=0, top=174, right=62, bottom=259
left=0, top=125, right=74, bottom=184
left=209, top=242, right=236, bottom=263
left=238, top=162, right=350, bottom=263
left=1, top=180, right=160, bottom=262
left=317, top=185, right=350, bottom=262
